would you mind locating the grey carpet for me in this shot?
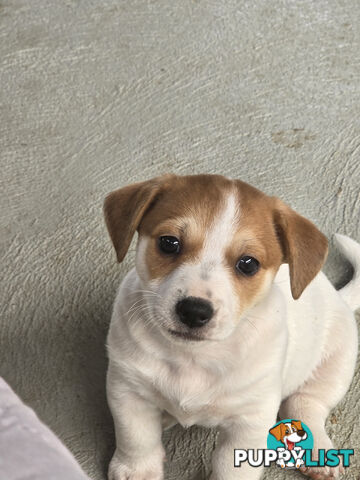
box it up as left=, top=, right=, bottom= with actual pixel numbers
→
left=1, top=1, right=359, bottom=479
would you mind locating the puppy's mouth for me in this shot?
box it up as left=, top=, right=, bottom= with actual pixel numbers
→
left=285, top=439, right=295, bottom=450
left=168, top=329, right=205, bottom=342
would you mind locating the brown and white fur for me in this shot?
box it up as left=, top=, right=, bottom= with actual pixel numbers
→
left=103, top=174, right=359, bottom=480
left=269, top=420, right=308, bottom=451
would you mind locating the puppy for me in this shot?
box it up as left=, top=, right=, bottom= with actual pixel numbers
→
left=104, top=174, right=359, bottom=480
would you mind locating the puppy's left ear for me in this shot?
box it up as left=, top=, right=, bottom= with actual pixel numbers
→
left=273, top=199, right=328, bottom=300
left=104, top=175, right=172, bottom=262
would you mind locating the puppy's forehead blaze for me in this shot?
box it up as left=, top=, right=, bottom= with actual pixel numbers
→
left=138, top=177, right=280, bottom=280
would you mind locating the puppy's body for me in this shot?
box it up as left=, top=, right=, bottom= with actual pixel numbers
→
left=104, top=175, right=359, bottom=480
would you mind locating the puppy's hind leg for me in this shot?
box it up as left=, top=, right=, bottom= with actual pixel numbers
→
left=279, top=331, right=357, bottom=480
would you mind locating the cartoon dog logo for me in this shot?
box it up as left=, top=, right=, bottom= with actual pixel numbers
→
left=269, top=420, right=308, bottom=468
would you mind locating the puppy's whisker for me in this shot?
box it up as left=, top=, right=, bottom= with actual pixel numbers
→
left=128, top=305, right=152, bottom=323
left=132, top=314, right=158, bottom=336
left=126, top=300, right=149, bottom=315
left=127, top=289, right=162, bottom=298
left=127, top=295, right=157, bottom=305
left=125, top=298, right=146, bottom=315
left=128, top=304, right=157, bottom=325
left=125, top=295, right=158, bottom=315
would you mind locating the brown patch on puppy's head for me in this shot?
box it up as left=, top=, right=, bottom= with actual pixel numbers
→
left=104, top=174, right=328, bottom=310
left=138, top=174, right=233, bottom=280
left=104, top=174, right=234, bottom=277
left=225, top=181, right=284, bottom=313
left=224, top=181, right=328, bottom=304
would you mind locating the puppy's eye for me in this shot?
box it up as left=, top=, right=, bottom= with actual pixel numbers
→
left=235, top=256, right=260, bottom=276
left=285, top=429, right=290, bottom=434
left=158, top=236, right=181, bottom=254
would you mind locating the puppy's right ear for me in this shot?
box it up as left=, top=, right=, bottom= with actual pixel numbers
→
left=292, top=420, right=303, bottom=431
left=104, top=176, right=170, bottom=262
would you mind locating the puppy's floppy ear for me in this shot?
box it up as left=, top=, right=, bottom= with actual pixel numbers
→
left=104, top=175, right=172, bottom=262
left=273, top=198, right=328, bottom=300
left=292, top=420, right=302, bottom=431
left=269, top=423, right=284, bottom=442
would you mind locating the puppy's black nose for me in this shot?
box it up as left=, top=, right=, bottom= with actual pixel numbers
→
left=297, top=429, right=306, bottom=438
left=175, top=297, right=214, bottom=328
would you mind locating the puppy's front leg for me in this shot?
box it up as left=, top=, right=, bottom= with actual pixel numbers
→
left=107, top=384, right=164, bottom=480
left=210, top=409, right=278, bottom=480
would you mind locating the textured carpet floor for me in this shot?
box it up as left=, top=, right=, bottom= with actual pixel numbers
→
left=1, top=1, right=359, bottom=479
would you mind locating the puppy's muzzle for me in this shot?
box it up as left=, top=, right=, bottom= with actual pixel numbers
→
left=175, top=297, right=214, bottom=329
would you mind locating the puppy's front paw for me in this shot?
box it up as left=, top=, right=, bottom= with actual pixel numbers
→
left=300, top=435, right=343, bottom=479
left=108, top=449, right=164, bottom=480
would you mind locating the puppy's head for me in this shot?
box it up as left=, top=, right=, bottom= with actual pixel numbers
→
left=269, top=420, right=308, bottom=447
left=104, top=174, right=327, bottom=342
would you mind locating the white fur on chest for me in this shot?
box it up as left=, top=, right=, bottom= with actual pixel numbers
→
left=124, top=343, right=277, bottom=428
left=108, top=269, right=290, bottom=428
left=108, top=263, right=352, bottom=429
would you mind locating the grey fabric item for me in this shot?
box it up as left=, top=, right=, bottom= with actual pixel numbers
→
left=0, top=0, right=359, bottom=479
left=0, top=378, right=90, bottom=480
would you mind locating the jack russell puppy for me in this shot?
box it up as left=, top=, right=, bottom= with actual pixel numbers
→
left=103, top=174, right=359, bottom=480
